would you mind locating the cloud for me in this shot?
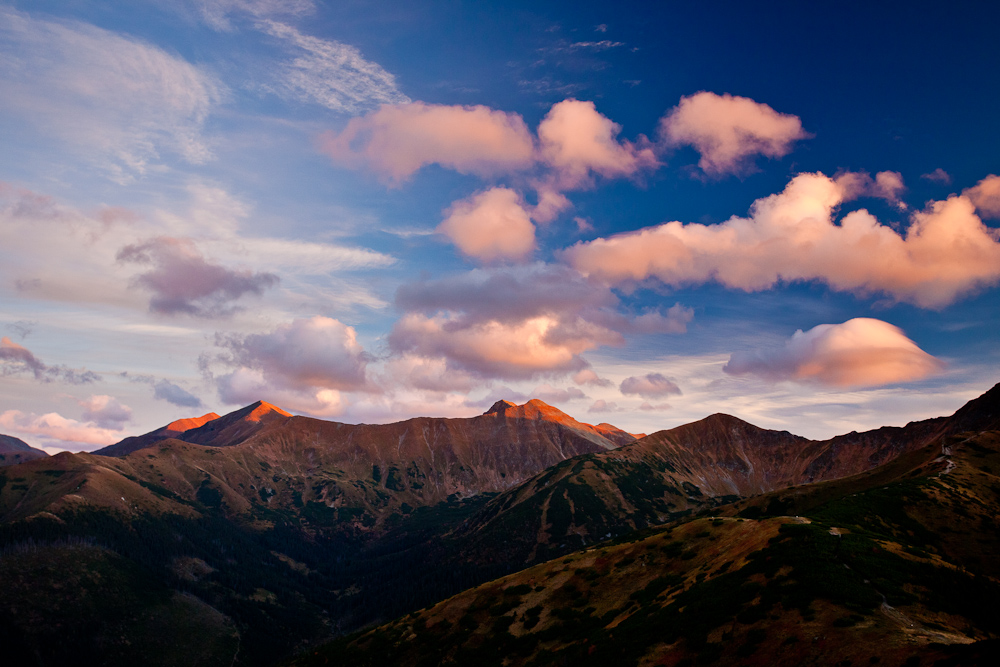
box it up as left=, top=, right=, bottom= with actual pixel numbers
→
left=258, top=20, right=408, bottom=113
left=639, top=401, right=672, bottom=411
left=563, top=172, right=1000, bottom=308
left=390, top=264, right=690, bottom=381
left=723, top=318, right=943, bottom=388
left=381, top=355, right=478, bottom=393
left=0, top=410, right=122, bottom=449
left=437, top=188, right=536, bottom=262
left=118, top=237, right=279, bottom=317
left=572, top=368, right=612, bottom=387
left=466, top=387, right=531, bottom=409
left=659, top=91, right=809, bottom=175
left=193, top=0, right=315, bottom=31
left=217, top=316, right=370, bottom=392
left=216, top=367, right=344, bottom=416
left=532, top=384, right=586, bottom=403
left=319, top=102, right=534, bottom=183
left=587, top=399, right=620, bottom=413
left=538, top=99, right=657, bottom=189
left=78, top=395, right=132, bottom=430
left=0, top=8, right=222, bottom=180
left=389, top=313, right=606, bottom=380
left=5, top=320, right=35, bottom=340
left=964, top=174, right=1000, bottom=219
left=0, top=337, right=99, bottom=385
left=834, top=170, right=906, bottom=209
left=921, top=168, right=952, bottom=185
left=154, top=380, right=204, bottom=408
left=619, top=372, right=682, bottom=398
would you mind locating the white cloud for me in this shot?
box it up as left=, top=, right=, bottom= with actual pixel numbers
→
left=193, top=0, right=316, bottom=31
left=259, top=20, right=409, bottom=113
left=723, top=318, right=943, bottom=388
left=0, top=8, right=223, bottom=180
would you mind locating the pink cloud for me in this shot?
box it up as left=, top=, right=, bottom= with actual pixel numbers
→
left=218, top=316, right=370, bottom=392
left=619, top=373, right=681, bottom=398
left=318, top=102, right=534, bottom=183
left=920, top=168, right=952, bottom=185
left=835, top=170, right=907, bottom=208
left=964, top=174, right=1000, bottom=219
left=724, top=318, right=943, bottom=387
left=538, top=99, right=657, bottom=189
left=563, top=172, right=1000, bottom=308
left=437, top=187, right=536, bottom=262
left=118, top=237, right=278, bottom=317
left=78, top=395, right=132, bottom=430
left=0, top=409, right=122, bottom=449
left=572, top=368, right=612, bottom=387
left=587, top=399, right=621, bottom=413
left=532, top=384, right=586, bottom=403
left=659, top=91, right=809, bottom=175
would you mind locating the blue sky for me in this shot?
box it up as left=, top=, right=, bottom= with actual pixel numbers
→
left=1, top=0, right=998, bottom=452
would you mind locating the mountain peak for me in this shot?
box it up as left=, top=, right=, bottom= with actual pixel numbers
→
left=165, top=412, right=220, bottom=434
left=483, top=400, right=518, bottom=416
left=245, top=401, right=292, bottom=422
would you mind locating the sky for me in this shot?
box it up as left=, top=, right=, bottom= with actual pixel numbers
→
left=1, top=0, right=999, bottom=453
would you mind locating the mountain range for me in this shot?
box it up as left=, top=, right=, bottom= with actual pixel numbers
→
left=1, top=384, right=998, bottom=666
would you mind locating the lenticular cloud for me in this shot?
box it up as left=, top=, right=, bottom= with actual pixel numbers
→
left=564, top=172, right=1000, bottom=308
left=723, top=318, right=943, bottom=388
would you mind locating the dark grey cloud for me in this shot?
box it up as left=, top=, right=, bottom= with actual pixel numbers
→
left=118, top=236, right=278, bottom=317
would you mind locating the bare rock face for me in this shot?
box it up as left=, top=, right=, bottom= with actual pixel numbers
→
left=0, top=434, right=48, bottom=467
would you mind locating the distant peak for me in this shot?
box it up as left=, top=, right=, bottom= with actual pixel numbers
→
left=246, top=401, right=292, bottom=422
left=165, top=412, right=220, bottom=433
left=484, top=400, right=517, bottom=416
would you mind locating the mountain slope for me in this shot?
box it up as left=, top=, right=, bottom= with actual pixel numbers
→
left=451, top=385, right=999, bottom=566
left=290, top=425, right=1000, bottom=667
left=94, top=411, right=221, bottom=457
left=0, top=434, right=48, bottom=467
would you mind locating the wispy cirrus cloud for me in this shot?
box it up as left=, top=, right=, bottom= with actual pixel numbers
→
left=259, top=20, right=409, bottom=114
left=192, top=0, right=316, bottom=31
left=0, top=7, right=223, bottom=181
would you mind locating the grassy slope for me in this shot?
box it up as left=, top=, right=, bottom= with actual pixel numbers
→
left=287, top=430, right=1000, bottom=667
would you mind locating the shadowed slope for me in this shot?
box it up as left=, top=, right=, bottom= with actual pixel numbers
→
left=0, top=434, right=48, bottom=467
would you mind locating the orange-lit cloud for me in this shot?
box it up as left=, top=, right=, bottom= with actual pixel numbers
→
left=390, top=265, right=691, bottom=380
left=538, top=99, right=657, bottom=189
left=723, top=318, right=943, bottom=387
left=964, top=174, right=1000, bottom=219
left=319, top=102, right=534, bottom=183
left=437, top=187, right=536, bottom=262
left=659, top=91, right=809, bottom=175
left=572, top=368, right=612, bottom=387
left=564, top=172, right=1000, bottom=308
